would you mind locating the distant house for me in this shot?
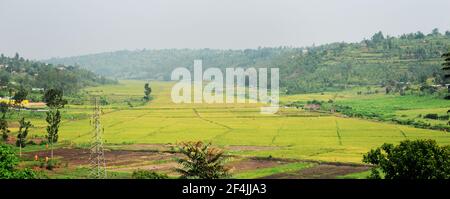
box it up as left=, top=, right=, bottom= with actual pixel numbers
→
left=304, top=104, right=321, bottom=111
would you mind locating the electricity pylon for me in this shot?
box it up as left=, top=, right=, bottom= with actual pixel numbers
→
left=88, top=96, right=107, bottom=179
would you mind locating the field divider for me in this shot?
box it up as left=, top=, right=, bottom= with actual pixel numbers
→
left=396, top=127, right=408, bottom=139
left=192, top=108, right=233, bottom=130
left=335, top=120, right=343, bottom=146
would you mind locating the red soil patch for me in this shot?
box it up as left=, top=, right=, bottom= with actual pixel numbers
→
left=228, top=157, right=294, bottom=172
left=25, top=148, right=180, bottom=168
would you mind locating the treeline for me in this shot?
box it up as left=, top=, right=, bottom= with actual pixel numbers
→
left=0, top=53, right=116, bottom=97
left=45, top=48, right=293, bottom=80
left=277, top=29, right=450, bottom=93
left=45, top=29, right=450, bottom=94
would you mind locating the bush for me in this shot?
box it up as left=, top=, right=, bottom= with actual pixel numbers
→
left=438, top=115, right=449, bottom=120
left=306, top=99, right=322, bottom=105
left=363, top=139, right=450, bottom=179
left=423, top=113, right=438, bottom=120
left=100, top=96, right=109, bottom=106
left=45, top=159, right=60, bottom=170
left=131, top=170, right=169, bottom=179
left=0, top=144, right=39, bottom=179
left=176, top=141, right=230, bottom=179
left=27, top=140, right=37, bottom=145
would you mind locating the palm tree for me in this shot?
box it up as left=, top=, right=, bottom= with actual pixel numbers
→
left=176, top=141, right=230, bottom=179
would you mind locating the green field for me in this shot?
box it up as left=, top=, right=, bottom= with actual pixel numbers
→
left=24, top=80, right=450, bottom=165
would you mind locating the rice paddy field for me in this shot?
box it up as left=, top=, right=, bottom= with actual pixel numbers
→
left=27, top=81, right=449, bottom=161
left=17, top=80, right=450, bottom=178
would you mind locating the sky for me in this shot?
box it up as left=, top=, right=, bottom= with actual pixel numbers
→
left=1, top=0, right=450, bottom=59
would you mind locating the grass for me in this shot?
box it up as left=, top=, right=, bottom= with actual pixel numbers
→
left=233, top=162, right=315, bottom=179
left=336, top=170, right=372, bottom=179
left=43, top=167, right=132, bottom=179
left=336, top=94, right=450, bottom=118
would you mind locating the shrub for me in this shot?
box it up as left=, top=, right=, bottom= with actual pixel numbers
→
left=0, top=144, right=39, bottom=179
left=423, top=113, right=438, bottom=120
left=46, top=159, right=61, bottom=170
left=438, top=115, right=449, bottom=120
left=131, top=170, right=169, bottom=179
left=176, top=141, right=230, bottom=179
left=306, top=99, right=322, bottom=105
left=26, top=140, right=36, bottom=145
left=363, top=139, right=450, bottom=179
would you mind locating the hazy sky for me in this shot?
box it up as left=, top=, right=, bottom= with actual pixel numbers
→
left=1, top=0, right=450, bottom=59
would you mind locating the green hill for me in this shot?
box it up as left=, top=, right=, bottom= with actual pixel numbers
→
left=45, top=30, right=450, bottom=94
left=0, top=53, right=115, bottom=96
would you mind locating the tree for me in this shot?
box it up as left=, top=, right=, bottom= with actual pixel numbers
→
left=431, top=28, right=441, bottom=36
left=0, top=102, right=10, bottom=141
left=443, top=52, right=450, bottom=116
left=43, top=89, right=66, bottom=159
left=16, top=117, right=31, bottom=157
left=0, top=144, right=38, bottom=179
left=12, top=87, right=28, bottom=107
left=415, top=31, right=425, bottom=39
left=363, top=139, right=450, bottom=179
left=0, top=70, right=10, bottom=87
left=0, top=119, right=9, bottom=142
left=176, top=141, right=230, bottom=179
left=443, top=52, right=450, bottom=93
left=371, top=31, right=385, bottom=43
left=43, top=89, right=67, bottom=109
left=143, top=83, right=152, bottom=101
left=46, top=109, right=61, bottom=159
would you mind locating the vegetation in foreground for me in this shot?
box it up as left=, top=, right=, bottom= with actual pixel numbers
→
left=176, top=141, right=230, bottom=179
left=363, top=139, right=450, bottom=179
left=0, top=144, right=40, bottom=179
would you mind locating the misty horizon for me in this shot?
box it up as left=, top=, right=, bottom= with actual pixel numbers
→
left=1, top=0, right=450, bottom=59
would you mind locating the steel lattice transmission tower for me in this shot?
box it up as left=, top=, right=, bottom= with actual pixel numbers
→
left=88, top=97, right=107, bottom=179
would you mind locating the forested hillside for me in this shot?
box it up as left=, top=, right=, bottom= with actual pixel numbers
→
left=46, top=30, right=450, bottom=94
left=0, top=53, right=115, bottom=97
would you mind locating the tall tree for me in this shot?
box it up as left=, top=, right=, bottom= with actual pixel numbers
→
left=443, top=52, right=450, bottom=119
left=143, top=83, right=152, bottom=101
left=0, top=102, right=10, bottom=141
left=443, top=52, right=450, bottom=93
left=16, top=118, right=31, bottom=157
left=43, top=89, right=66, bottom=159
